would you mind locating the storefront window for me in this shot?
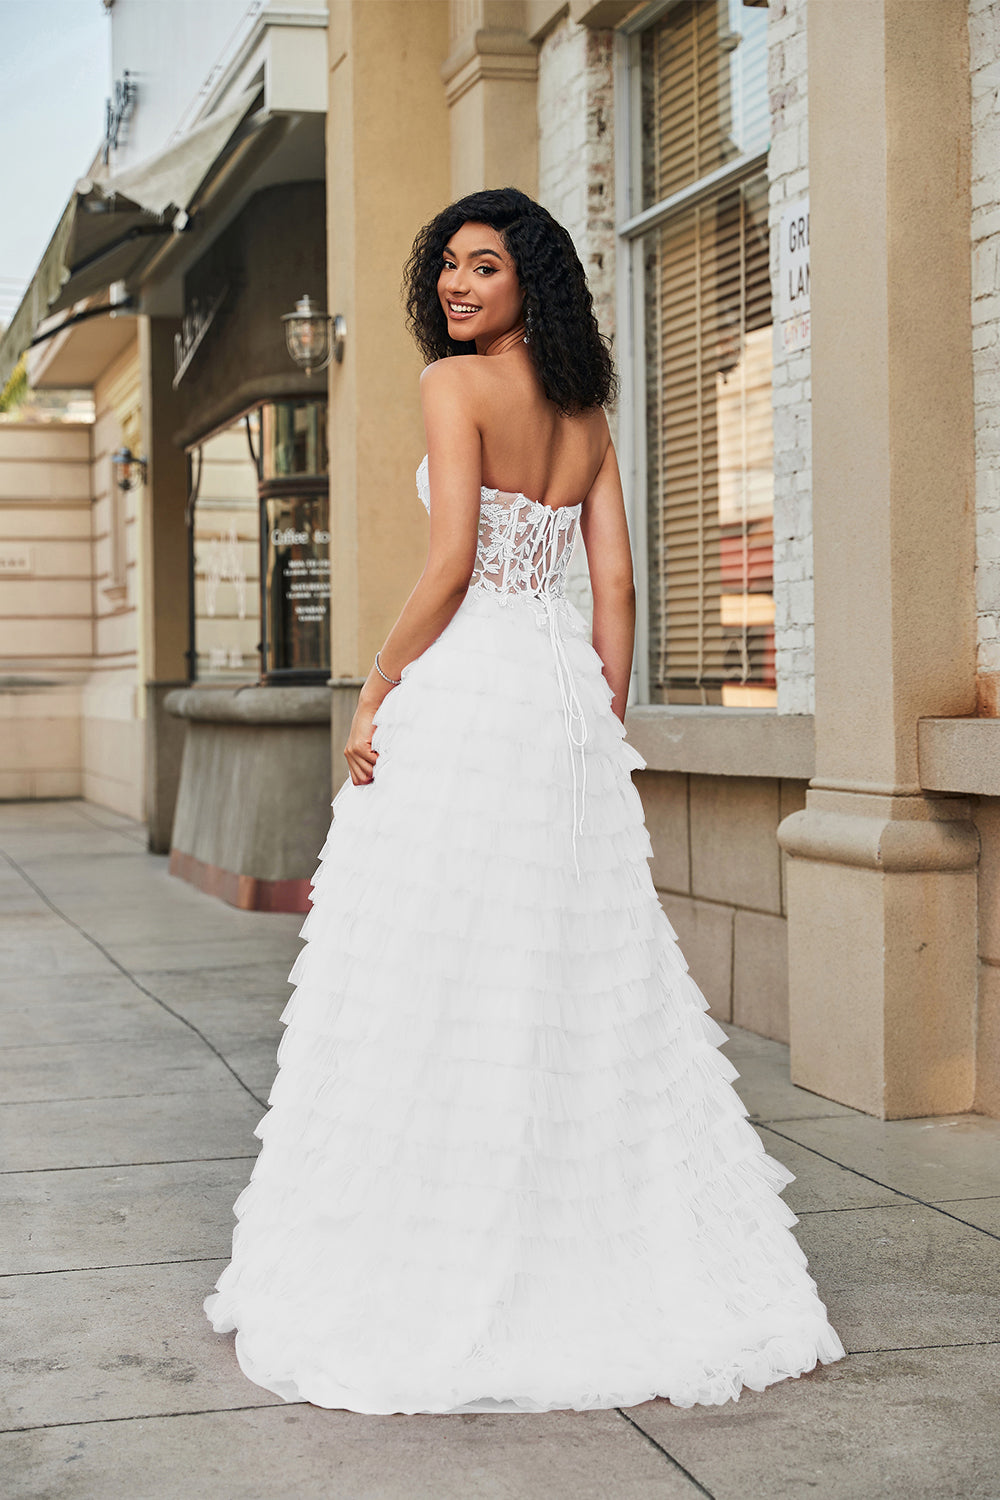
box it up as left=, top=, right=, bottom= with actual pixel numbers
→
left=632, top=0, right=775, bottom=706
left=190, top=419, right=261, bottom=682
left=187, top=401, right=330, bottom=685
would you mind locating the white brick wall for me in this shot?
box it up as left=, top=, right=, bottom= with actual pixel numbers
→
left=970, top=0, right=1000, bottom=683
left=767, top=0, right=813, bottom=715
left=537, top=16, right=617, bottom=626
left=537, top=17, right=616, bottom=346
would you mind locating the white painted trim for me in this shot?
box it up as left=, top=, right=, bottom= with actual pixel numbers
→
left=618, top=0, right=686, bottom=37
left=614, top=28, right=650, bottom=706
left=618, top=149, right=770, bottom=240
left=177, top=5, right=328, bottom=138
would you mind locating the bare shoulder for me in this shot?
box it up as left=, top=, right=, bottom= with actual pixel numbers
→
left=582, top=405, right=614, bottom=475
left=585, top=404, right=612, bottom=449
left=420, top=355, right=497, bottom=427
left=419, top=355, right=486, bottom=391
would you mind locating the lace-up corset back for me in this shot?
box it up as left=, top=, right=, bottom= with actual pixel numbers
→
left=415, top=455, right=580, bottom=602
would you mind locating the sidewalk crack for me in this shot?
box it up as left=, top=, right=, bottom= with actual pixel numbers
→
left=0, top=849, right=267, bottom=1113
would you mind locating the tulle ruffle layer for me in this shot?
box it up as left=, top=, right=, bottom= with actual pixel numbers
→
left=204, top=588, right=846, bottom=1413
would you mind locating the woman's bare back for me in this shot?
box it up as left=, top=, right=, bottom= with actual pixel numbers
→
left=465, top=351, right=611, bottom=512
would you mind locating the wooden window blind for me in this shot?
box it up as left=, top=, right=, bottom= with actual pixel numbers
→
left=640, top=0, right=774, bottom=706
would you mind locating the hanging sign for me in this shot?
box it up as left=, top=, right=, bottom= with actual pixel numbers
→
left=779, top=199, right=810, bottom=352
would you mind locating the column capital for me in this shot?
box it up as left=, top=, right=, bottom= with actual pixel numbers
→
left=441, top=28, right=538, bottom=108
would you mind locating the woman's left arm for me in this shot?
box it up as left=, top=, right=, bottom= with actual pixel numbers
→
left=344, top=360, right=482, bottom=786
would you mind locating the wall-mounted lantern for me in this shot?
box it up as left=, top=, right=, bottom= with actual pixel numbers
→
left=282, top=294, right=346, bottom=376
left=110, top=446, right=147, bottom=491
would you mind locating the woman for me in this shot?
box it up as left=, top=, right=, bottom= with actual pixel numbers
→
left=205, top=187, right=846, bottom=1414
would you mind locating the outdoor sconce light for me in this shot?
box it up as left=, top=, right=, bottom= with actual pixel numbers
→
left=110, top=446, right=147, bottom=491
left=282, top=294, right=346, bottom=376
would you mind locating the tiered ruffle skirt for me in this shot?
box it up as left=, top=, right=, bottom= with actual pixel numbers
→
left=204, top=587, right=846, bottom=1413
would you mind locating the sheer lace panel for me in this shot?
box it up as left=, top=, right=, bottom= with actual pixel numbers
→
left=415, top=455, right=581, bottom=603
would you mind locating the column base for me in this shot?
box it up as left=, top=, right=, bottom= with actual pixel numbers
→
left=778, top=787, right=979, bottom=1118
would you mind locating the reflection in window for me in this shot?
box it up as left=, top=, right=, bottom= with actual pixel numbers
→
left=258, top=400, right=330, bottom=683
left=191, top=419, right=261, bottom=682
left=640, top=0, right=774, bottom=706
left=641, top=0, right=769, bottom=211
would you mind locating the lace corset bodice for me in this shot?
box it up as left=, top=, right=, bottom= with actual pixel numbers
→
left=415, top=455, right=580, bottom=604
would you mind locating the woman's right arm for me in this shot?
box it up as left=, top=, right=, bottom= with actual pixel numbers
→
left=579, top=434, right=636, bottom=725
left=343, top=361, right=482, bottom=786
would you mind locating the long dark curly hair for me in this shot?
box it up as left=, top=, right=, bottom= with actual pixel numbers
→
left=403, top=187, right=617, bottom=416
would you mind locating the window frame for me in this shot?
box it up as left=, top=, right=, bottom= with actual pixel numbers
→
left=614, top=0, right=770, bottom=708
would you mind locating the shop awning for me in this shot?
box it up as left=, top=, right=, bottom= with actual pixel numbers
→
left=0, top=85, right=262, bottom=391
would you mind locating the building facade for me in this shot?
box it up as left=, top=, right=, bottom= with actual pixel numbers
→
left=1, top=0, right=998, bottom=1120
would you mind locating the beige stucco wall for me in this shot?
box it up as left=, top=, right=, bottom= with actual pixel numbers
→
left=0, top=342, right=145, bottom=818
left=0, top=422, right=91, bottom=800
left=326, top=0, right=451, bottom=683
left=83, top=344, right=144, bottom=819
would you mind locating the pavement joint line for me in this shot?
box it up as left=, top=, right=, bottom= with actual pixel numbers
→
left=0, top=1155, right=258, bottom=1176
left=758, top=1110, right=863, bottom=1122
left=0, top=1402, right=298, bottom=1435
left=929, top=1194, right=1000, bottom=1204
left=794, top=1203, right=909, bottom=1215
left=0, top=847, right=268, bottom=1114
left=0, top=1089, right=258, bottom=1108
left=68, top=802, right=149, bottom=848
left=798, top=1196, right=1000, bottom=1213
left=757, top=1120, right=1000, bottom=1245
left=846, top=1339, right=1000, bottom=1355
left=753, top=1112, right=857, bottom=1123
left=0, top=1256, right=229, bottom=1279
left=614, top=1407, right=716, bottom=1498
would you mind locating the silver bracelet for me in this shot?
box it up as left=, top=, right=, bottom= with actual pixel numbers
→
left=374, top=651, right=401, bottom=685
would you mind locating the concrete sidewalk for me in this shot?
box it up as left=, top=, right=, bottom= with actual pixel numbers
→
left=1, top=799, right=998, bottom=1500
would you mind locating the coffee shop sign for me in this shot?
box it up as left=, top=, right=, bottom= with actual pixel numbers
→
left=271, top=526, right=331, bottom=545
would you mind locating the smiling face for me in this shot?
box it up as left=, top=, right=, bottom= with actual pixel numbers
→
left=437, top=221, right=525, bottom=353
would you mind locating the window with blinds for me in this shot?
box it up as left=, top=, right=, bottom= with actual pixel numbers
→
left=639, top=0, right=774, bottom=706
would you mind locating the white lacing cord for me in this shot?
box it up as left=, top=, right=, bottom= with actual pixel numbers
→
left=537, top=512, right=588, bottom=882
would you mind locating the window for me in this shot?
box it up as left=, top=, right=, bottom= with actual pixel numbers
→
left=188, top=402, right=330, bottom=684
left=622, top=0, right=774, bottom=706
left=258, top=401, right=330, bottom=684
left=189, top=419, right=262, bottom=682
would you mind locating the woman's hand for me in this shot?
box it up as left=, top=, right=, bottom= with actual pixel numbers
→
left=344, top=692, right=380, bottom=785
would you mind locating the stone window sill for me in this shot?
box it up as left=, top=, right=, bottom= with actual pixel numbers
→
left=623, top=706, right=815, bottom=780
left=918, top=718, right=1000, bottom=797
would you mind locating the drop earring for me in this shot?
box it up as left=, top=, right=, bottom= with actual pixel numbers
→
left=522, top=307, right=534, bottom=345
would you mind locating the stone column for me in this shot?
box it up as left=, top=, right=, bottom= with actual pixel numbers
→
left=138, top=315, right=189, bottom=852
left=325, top=0, right=451, bottom=789
left=443, top=1, right=538, bottom=197
left=777, top=0, right=979, bottom=1118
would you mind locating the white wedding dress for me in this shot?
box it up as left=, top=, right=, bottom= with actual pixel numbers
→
left=204, top=455, right=846, bottom=1413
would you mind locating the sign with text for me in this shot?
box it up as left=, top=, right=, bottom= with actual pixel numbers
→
left=779, top=198, right=810, bottom=352
left=262, top=489, right=330, bottom=679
